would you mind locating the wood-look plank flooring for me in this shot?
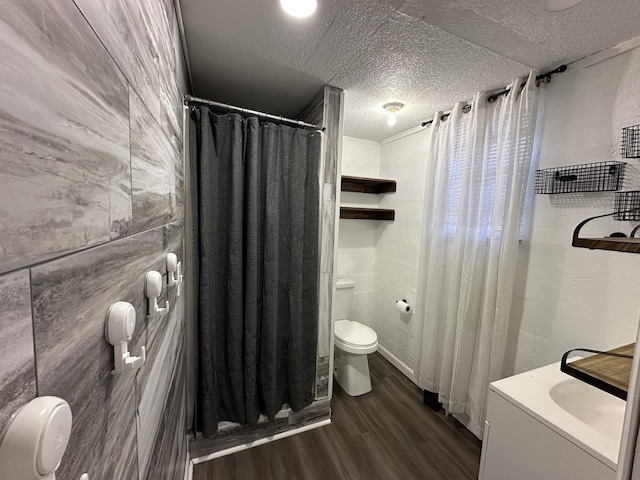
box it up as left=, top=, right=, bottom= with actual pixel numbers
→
left=193, top=353, right=482, bottom=480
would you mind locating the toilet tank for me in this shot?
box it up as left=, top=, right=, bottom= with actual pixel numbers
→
left=334, top=278, right=356, bottom=320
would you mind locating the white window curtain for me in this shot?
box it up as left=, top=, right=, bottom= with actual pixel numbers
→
left=416, top=70, right=540, bottom=438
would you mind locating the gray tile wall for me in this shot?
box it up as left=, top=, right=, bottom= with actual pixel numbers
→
left=0, top=0, right=131, bottom=273
left=0, top=1, right=187, bottom=479
left=0, top=271, right=36, bottom=429
left=146, top=336, right=188, bottom=480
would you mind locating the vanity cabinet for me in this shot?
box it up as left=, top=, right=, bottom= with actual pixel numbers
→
left=479, top=362, right=621, bottom=480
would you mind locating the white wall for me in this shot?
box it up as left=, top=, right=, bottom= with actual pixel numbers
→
left=340, top=46, right=640, bottom=386
left=372, top=129, right=430, bottom=380
left=337, top=132, right=430, bottom=380
left=337, top=136, right=381, bottom=327
left=507, top=48, right=640, bottom=375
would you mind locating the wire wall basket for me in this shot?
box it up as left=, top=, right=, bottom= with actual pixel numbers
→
left=622, top=125, right=640, bottom=158
left=614, top=191, right=640, bottom=221
left=535, top=161, right=626, bottom=194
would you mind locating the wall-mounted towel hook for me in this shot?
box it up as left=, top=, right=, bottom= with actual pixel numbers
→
left=105, top=301, right=146, bottom=375
left=145, top=271, right=169, bottom=316
left=166, top=253, right=183, bottom=296
left=0, top=396, right=72, bottom=480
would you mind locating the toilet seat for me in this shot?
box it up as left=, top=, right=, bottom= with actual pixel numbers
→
left=335, top=319, right=378, bottom=355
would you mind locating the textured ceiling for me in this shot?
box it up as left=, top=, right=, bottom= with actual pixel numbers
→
left=179, top=0, right=640, bottom=141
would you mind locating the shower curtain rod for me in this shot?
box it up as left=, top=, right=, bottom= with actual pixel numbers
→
left=420, top=64, right=567, bottom=127
left=184, top=94, right=323, bottom=131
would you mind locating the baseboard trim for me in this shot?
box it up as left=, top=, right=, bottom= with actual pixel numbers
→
left=377, top=345, right=417, bottom=384
left=191, top=418, right=332, bottom=465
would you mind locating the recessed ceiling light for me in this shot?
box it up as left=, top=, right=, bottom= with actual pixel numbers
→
left=280, top=0, right=317, bottom=18
left=542, top=0, right=584, bottom=12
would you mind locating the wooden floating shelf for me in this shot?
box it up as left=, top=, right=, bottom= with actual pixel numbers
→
left=572, top=210, right=640, bottom=254
left=561, top=344, right=634, bottom=400
left=341, top=175, right=397, bottom=194
left=340, top=207, right=395, bottom=221
left=573, top=237, right=640, bottom=254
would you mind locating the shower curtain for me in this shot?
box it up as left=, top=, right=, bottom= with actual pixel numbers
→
left=416, top=71, right=540, bottom=438
left=189, top=108, right=321, bottom=437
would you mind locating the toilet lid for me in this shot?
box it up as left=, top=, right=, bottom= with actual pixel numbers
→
left=335, top=320, right=377, bottom=348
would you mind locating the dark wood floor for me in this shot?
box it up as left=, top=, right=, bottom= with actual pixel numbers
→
left=193, top=353, right=481, bottom=480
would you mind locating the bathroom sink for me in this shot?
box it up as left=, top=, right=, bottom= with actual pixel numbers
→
left=550, top=378, right=625, bottom=443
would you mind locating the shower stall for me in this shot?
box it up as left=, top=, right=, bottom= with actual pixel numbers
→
left=184, top=86, right=344, bottom=459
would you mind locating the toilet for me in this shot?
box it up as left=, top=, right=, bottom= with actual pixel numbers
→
left=333, top=278, right=378, bottom=396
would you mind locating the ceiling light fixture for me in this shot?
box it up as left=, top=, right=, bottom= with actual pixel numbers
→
left=383, top=102, right=404, bottom=127
left=541, top=0, right=584, bottom=12
left=280, top=0, right=317, bottom=18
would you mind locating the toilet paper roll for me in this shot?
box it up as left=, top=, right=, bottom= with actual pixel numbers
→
left=396, top=300, right=410, bottom=313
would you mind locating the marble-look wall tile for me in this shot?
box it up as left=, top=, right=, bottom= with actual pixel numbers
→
left=0, top=0, right=131, bottom=274
left=160, top=220, right=185, bottom=346
left=72, top=0, right=160, bottom=124
left=164, top=221, right=185, bottom=266
left=165, top=218, right=185, bottom=248
left=321, top=183, right=337, bottom=274
left=322, top=86, right=344, bottom=185
left=31, top=229, right=164, bottom=479
left=317, top=87, right=343, bottom=361
left=136, top=218, right=184, bottom=479
left=175, top=27, right=190, bottom=123
left=163, top=220, right=184, bottom=285
left=145, top=341, right=188, bottom=480
left=318, top=272, right=334, bottom=357
left=137, top=292, right=185, bottom=479
left=315, top=356, right=330, bottom=399
left=0, top=270, right=36, bottom=429
left=0, top=0, right=188, bottom=478
left=156, top=0, right=184, bottom=150
left=137, top=0, right=182, bottom=152
left=131, top=89, right=183, bottom=233
left=73, top=0, right=184, bottom=154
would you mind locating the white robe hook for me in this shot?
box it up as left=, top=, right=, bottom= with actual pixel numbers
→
left=166, top=253, right=183, bottom=296
left=145, top=271, right=169, bottom=316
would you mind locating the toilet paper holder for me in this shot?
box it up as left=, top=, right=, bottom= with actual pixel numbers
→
left=396, top=299, right=411, bottom=314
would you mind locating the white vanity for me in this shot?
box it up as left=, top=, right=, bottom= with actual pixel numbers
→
left=479, top=359, right=625, bottom=480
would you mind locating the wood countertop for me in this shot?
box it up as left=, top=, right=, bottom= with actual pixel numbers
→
left=561, top=343, right=635, bottom=400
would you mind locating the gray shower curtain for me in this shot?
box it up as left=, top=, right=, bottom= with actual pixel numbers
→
left=189, top=108, right=320, bottom=437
